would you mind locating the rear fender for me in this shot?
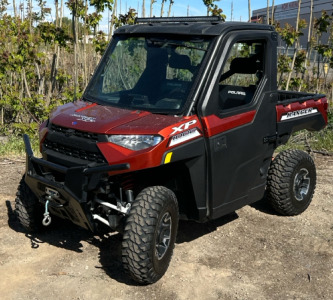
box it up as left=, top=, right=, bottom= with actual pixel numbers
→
left=276, top=97, right=328, bottom=144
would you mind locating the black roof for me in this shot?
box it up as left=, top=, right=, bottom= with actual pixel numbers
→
left=115, top=19, right=275, bottom=37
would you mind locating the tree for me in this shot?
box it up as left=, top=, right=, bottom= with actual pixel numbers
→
left=150, top=0, right=156, bottom=17
left=12, top=0, right=17, bottom=17
left=161, top=0, right=167, bottom=17
left=0, top=0, right=332, bottom=143
left=167, top=0, right=174, bottom=17
left=114, top=8, right=137, bottom=28
left=285, top=0, right=303, bottom=90
left=299, top=0, right=313, bottom=91
left=203, top=0, right=215, bottom=16
left=276, top=20, right=307, bottom=89
left=271, top=0, right=275, bottom=23
left=0, top=0, right=142, bottom=135
left=109, top=0, right=117, bottom=38
left=275, top=1, right=307, bottom=91
left=313, top=10, right=333, bottom=91
left=142, top=0, right=146, bottom=17
left=66, top=0, right=85, bottom=101
left=202, top=0, right=225, bottom=20
left=0, top=0, right=9, bottom=17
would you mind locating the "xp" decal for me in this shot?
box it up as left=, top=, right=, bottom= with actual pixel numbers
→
left=171, top=120, right=197, bottom=135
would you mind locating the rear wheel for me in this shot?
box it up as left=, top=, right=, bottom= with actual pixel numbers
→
left=15, top=176, right=43, bottom=232
left=266, top=150, right=316, bottom=216
left=122, top=186, right=179, bottom=284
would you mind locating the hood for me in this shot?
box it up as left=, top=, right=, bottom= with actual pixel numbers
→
left=50, top=100, right=182, bottom=135
left=50, top=100, right=151, bottom=133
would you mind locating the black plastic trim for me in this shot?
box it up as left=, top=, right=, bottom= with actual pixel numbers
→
left=83, top=163, right=130, bottom=175
left=115, top=22, right=274, bottom=37
left=276, top=91, right=326, bottom=105
left=23, top=134, right=131, bottom=231
left=24, top=134, right=130, bottom=176
left=136, top=16, right=223, bottom=24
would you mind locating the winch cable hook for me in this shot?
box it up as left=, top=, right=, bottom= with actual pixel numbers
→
left=42, top=197, right=52, bottom=226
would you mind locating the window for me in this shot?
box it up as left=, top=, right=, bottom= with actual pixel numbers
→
left=84, top=36, right=211, bottom=114
left=102, top=38, right=147, bottom=94
left=218, top=40, right=264, bottom=110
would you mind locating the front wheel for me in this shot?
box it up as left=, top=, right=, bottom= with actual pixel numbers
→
left=15, top=176, right=43, bottom=232
left=266, top=150, right=316, bottom=216
left=122, top=186, right=179, bottom=284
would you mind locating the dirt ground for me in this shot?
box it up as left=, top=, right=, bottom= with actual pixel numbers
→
left=0, top=154, right=332, bottom=300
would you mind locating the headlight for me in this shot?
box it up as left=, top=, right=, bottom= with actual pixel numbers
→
left=108, top=135, right=163, bottom=151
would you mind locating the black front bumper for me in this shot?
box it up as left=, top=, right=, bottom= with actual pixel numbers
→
left=23, top=134, right=130, bottom=231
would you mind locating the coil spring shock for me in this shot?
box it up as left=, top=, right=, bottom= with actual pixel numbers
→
left=120, top=173, right=135, bottom=191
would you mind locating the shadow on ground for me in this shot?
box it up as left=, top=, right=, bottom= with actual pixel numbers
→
left=176, top=212, right=238, bottom=243
left=6, top=199, right=240, bottom=285
left=250, top=197, right=279, bottom=215
left=7, top=199, right=140, bottom=284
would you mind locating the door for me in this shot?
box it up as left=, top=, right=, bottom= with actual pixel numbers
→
left=201, top=35, right=277, bottom=219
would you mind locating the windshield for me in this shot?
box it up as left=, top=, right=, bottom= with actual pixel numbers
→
left=84, top=35, right=211, bottom=114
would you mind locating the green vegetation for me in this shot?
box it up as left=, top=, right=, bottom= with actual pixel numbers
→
left=273, top=6, right=333, bottom=153
left=278, top=127, right=333, bottom=153
left=0, top=1, right=332, bottom=156
left=0, top=135, right=39, bottom=157
left=275, top=10, right=333, bottom=94
left=278, top=109, right=333, bottom=154
left=311, top=126, right=333, bottom=152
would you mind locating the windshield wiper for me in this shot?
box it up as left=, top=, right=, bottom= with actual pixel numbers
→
left=81, top=94, right=101, bottom=104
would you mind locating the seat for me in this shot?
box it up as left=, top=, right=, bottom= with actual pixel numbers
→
left=218, top=54, right=262, bottom=109
left=168, top=52, right=196, bottom=74
left=219, top=85, right=256, bottom=109
left=219, top=56, right=262, bottom=82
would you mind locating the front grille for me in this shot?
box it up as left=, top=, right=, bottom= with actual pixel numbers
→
left=44, top=140, right=106, bottom=163
left=43, top=123, right=107, bottom=165
left=51, top=124, right=99, bottom=141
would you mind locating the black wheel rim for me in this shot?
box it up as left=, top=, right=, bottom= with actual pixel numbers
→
left=293, top=168, right=310, bottom=201
left=155, top=212, right=172, bottom=260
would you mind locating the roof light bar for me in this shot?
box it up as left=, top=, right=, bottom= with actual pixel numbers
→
left=135, top=16, right=222, bottom=24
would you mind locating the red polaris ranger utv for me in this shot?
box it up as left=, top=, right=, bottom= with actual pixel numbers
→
left=16, top=17, right=328, bottom=284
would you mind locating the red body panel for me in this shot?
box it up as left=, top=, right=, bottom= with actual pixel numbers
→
left=97, top=116, right=202, bottom=172
left=201, top=110, right=257, bottom=137
left=75, top=102, right=98, bottom=112
left=50, top=100, right=201, bottom=136
left=97, top=141, right=169, bottom=172
left=48, top=100, right=203, bottom=171
left=46, top=96, right=327, bottom=174
left=107, top=114, right=183, bottom=135
left=276, top=98, right=328, bottom=124
left=50, top=101, right=151, bottom=133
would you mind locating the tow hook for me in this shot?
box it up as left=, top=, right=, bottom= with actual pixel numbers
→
left=42, top=197, right=52, bottom=226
